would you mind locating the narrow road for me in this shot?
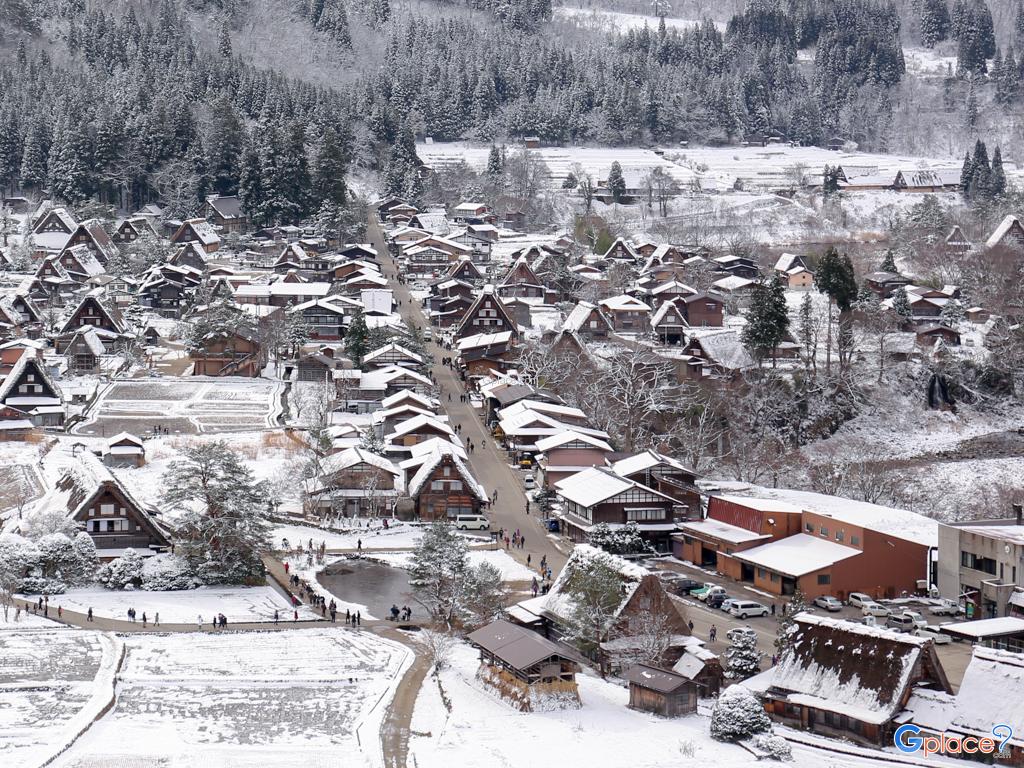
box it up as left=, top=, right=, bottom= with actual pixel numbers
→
left=367, top=213, right=568, bottom=577
left=378, top=627, right=432, bottom=768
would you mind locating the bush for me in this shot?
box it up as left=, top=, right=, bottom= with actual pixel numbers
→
left=98, top=549, right=145, bottom=589
left=19, top=576, right=67, bottom=595
left=141, top=554, right=201, bottom=591
left=753, top=733, right=793, bottom=761
left=710, top=685, right=772, bottom=742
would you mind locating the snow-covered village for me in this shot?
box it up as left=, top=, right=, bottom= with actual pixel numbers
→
left=7, top=0, right=1024, bottom=767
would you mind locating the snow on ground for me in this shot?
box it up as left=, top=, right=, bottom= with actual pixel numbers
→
left=0, top=629, right=118, bottom=767
left=273, top=521, right=427, bottom=551
left=367, top=549, right=539, bottom=581
left=408, top=641, right=825, bottom=768
left=553, top=4, right=721, bottom=33
left=72, top=377, right=284, bottom=436
left=47, top=585, right=320, bottom=624
left=0, top=610, right=64, bottom=630
left=53, top=629, right=412, bottom=768
left=903, top=46, right=958, bottom=76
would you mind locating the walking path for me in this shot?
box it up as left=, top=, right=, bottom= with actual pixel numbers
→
left=378, top=627, right=433, bottom=768
left=367, top=214, right=569, bottom=578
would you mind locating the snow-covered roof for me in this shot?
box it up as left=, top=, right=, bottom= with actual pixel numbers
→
left=611, top=449, right=696, bottom=479
left=949, top=648, right=1024, bottom=745
left=690, top=330, right=755, bottom=371
left=731, top=533, right=860, bottom=577
left=456, top=331, right=514, bottom=350
left=0, top=353, right=62, bottom=403
left=676, top=519, right=771, bottom=545
left=234, top=282, right=332, bottom=298
left=774, top=253, right=802, bottom=272
left=380, top=390, right=438, bottom=411
left=385, top=413, right=455, bottom=441
left=650, top=299, right=688, bottom=328
left=534, top=430, right=613, bottom=453
left=710, top=494, right=802, bottom=513
left=768, top=613, right=939, bottom=726
left=67, top=326, right=106, bottom=357
left=562, top=301, right=606, bottom=334
left=407, top=446, right=487, bottom=502
left=498, top=399, right=587, bottom=422
left=399, top=437, right=467, bottom=470
left=599, top=294, right=651, bottom=313
left=707, top=483, right=939, bottom=547
left=321, top=447, right=401, bottom=477
left=542, top=544, right=649, bottom=626
left=650, top=280, right=697, bottom=296
left=362, top=342, right=424, bottom=366
left=711, top=275, right=754, bottom=292
left=986, top=215, right=1023, bottom=249
left=940, top=617, right=1024, bottom=639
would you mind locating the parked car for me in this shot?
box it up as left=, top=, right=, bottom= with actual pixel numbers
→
left=694, top=585, right=727, bottom=603
left=928, top=599, right=963, bottom=616
left=454, top=514, right=489, bottom=531
left=545, top=519, right=560, bottom=533
left=672, top=578, right=703, bottom=595
left=422, top=328, right=433, bottom=341
left=719, top=598, right=739, bottom=613
left=706, top=592, right=726, bottom=609
left=914, top=626, right=952, bottom=644
left=847, top=592, right=873, bottom=608
left=886, top=612, right=922, bottom=632
left=862, top=601, right=890, bottom=618
left=727, top=626, right=758, bottom=642
left=730, top=600, right=770, bottom=619
left=523, top=473, right=536, bottom=490
left=813, top=596, right=843, bottom=612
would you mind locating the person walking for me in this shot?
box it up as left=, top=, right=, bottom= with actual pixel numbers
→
left=142, top=612, right=147, bottom=628
left=525, top=501, right=530, bottom=515
left=198, top=614, right=203, bottom=630
left=771, top=603, right=776, bottom=616
left=154, top=612, right=160, bottom=627
left=274, top=610, right=279, bottom=625
left=527, top=554, right=532, bottom=567
left=357, top=539, right=362, bottom=552
left=709, top=624, right=718, bottom=642
left=356, top=611, right=361, bottom=626
left=87, top=607, right=93, bottom=622
left=284, top=561, right=290, bottom=574
left=531, top=577, right=538, bottom=597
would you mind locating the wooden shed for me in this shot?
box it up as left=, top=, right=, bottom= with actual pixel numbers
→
left=467, top=620, right=582, bottom=711
left=625, top=663, right=698, bottom=717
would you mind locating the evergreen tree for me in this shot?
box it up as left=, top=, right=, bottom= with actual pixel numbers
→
left=163, top=442, right=271, bottom=584
left=48, top=117, right=92, bottom=204
left=798, top=292, right=816, bottom=373
left=822, top=164, right=840, bottom=196
left=710, top=685, right=772, bottom=742
left=970, top=139, right=992, bottom=200
left=358, top=425, right=387, bottom=455
left=218, top=20, right=232, bottom=57
left=486, top=144, right=503, bottom=179
left=959, top=150, right=974, bottom=197
left=311, top=127, right=349, bottom=207
left=206, top=100, right=244, bottom=196
left=991, top=145, right=1006, bottom=196
left=891, top=286, right=913, bottom=318
left=921, top=0, right=951, bottom=47
left=880, top=249, right=898, bottom=273
left=965, top=80, right=978, bottom=131
left=743, top=275, right=791, bottom=367
left=607, top=161, right=626, bottom=203
left=725, top=629, right=762, bottom=680
left=774, top=588, right=808, bottom=655
left=237, top=136, right=265, bottom=224
left=345, top=310, right=369, bottom=365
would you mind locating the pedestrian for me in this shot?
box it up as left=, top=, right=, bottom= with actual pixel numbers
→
left=357, top=611, right=361, bottom=626
left=771, top=603, right=776, bottom=616
left=87, top=607, right=93, bottom=622
left=58, top=605, right=63, bottom=619
left=346, top=608, right=351, bottom=623
left=771, top=654, right=778, bottom=666
left=142, top=612, right=147, bottom=628
left=527, top=554, right=532, bottom=567
left=531, top=577, right=538, bottom=597
left=330, top=609, right=336, bottom=623
left=687, top=619, right=694, bottom=632
left=293, top=610, right=298, bottom=622
left=782, top=603, right=788, bottom=617
left=154, top=612, right=159, bottom=627
left=284, top=562, right=290, bottom=574
left=525, top=501, right=530, bottom=515
left=709, top=624, right=717, bottom=642
left=520, top=536, right=526, bottom=549
left=357, top=538, right=362, bottom=552
left=198, top=614, right=203, bottom=630
left=274, top=610, right=279, bottom=625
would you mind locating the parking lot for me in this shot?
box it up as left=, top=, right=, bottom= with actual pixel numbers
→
left=646, top=557, right=977, bottom=689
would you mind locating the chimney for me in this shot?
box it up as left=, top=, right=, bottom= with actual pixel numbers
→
left=1015, top=503, right=1023, bottom=526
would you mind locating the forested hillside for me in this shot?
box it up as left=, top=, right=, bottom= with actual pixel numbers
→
left=1, top=0, right=1023, bottom=222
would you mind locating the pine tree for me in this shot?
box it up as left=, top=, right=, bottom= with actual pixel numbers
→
left=345, top=310, right=369, bottom=365
left=959, top=150, right=974, bottom=197
left=991, top=145, right=1006, bottom=196
left=1017, top=0, right=1024, bottom=48
left=798, top=293, right=816, bottom=373
left=725, top=629, right=762, bottom=680
left=206, top=99, right=244, bottom=196
left=486, top=144, right=503, bottom=178
left=965, top=80, right=978, bottom=131
left=218, top=20, right=232, bottom=58
left=921, top=0, right=951, bottom=48
left=48, top=117, right=92, bottom=204
left=880, top=250, right=898, bottom=273
left=607, top=161, right=626, bottom=203
left=743, top=275, right=791, bottom=367
left=237, top=136, right=265, bottom=224
left=163, top=442, right=271, bottom=584
left=311, top=127, right=348, bottom=207
left=358, top=425, right=387, bottom=455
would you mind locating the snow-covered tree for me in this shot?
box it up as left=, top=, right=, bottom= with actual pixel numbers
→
left=891, top=287, right=913, bottom=319
left=607, top=161, right=626, bottom=203
left=774, top=588, right=808, bottom=655
left=409, top=522, right=471, bottom=628
left=743, top=275, right=791, bottom=367
left=358, top=426, right=386, bottom=456
left=163, top=442, right=271, bottom=584
left=0, top=534, right=37, bottom=619
left=18, top=506, right=82, bottom=540
left=725, top=628, right=762, bottom=679
left=462, top=561, right=508, bottom=629
left=941, top=299, right=964, bottom=327
left=753, top=733, right=793, bottom=760
left=562, top=558, right=625, bottom=666
left=141, top=553, right=200, bottom=591
left=710, top=684, right=772, bottom=742
left=346, top=310, right=370, bottom=366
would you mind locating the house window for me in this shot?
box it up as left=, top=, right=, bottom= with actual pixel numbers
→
left=770, top=573, right=780, bottom=583
left=805, top=523, right=814, bottom=533
left=101, top=503, right=115, bottom=515
left=817, top=574, right=831, bottom=585
left=850, top=535, right=860, bottom=546
left=757, top=567, right=767, bottom=579
left=626, top=508, right=664, bottom=522
left=819, top=526, right=828, bottom=537
left=835, top=531, right=844, bottom=542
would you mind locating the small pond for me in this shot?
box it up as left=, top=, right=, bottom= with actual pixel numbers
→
left=318, top=558, right=416, bottom=620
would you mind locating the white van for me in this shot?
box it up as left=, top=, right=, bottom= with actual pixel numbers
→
left=454, top=514, right=489, bottom=531
left=729, top=600, right=769, bottom=619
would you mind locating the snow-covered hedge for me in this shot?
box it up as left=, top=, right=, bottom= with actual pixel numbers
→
left=140, top=554, right=201, bottom=591
left=752, top=733, right=793, bottom=761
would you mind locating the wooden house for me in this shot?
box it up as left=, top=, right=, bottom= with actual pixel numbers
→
left=30, top=207, right=77, bottom=253
left=598, top=295, right=652, bottom=333
left=457, top=331, right=517, bottom=377
left=362, top=342, right=424, bottom=371
left=65, top=219, right=119, bottom=266
left=171, top=218, right=221, bottom=254
left=610, top=450, right=701, bottom=522
left=651, top=299, right=688, bottom=345
left=761, top=614, right=951, bottom=747
left=944, top=225, right=972, bottom=254
left=112, top=217, right=156, bottom=244
left=467, top=620, right=582, bottom=712
left=455, top=289, right=520, bottom=340
left=684, top=330, right=755, bottom=375
left=54, top=244, right=104, bottom=284
left=535, top=430, right=614, bottom=488
left=649, top=279, right=697, bottom=307
left=865, top=271, right=912, bottom=297
left=169, top=242, right=209, bottom=272
left=293, top=348, right=348, bottom=383
left=681, top=293, right=725, bottom=328
left=0, top=354, right=64, bottom=427
left=34, top=449, right=171, bottom=559
left=58, top=294, right=127, bottom=351
left=625, top=664, right=698, bottom=717
left=290, top=298, right=357, bottom=341
left=305, top=447, right=402, bottom=516
left=406, top=448, right=488, bottom=521
left=555, top=467, right=683, bottom=551
left=602, top=237, right=639, bottom=263
left=916, top=325, right=961, bottom=347
left=892, top=168, right=960, bottom=192
left=198, top=195, right=247, bottom=234
left=986, top=215, right=1024, bottom=251
left=63, top=327, right=105, bottom=373
left=560, top=301, right=613, bottom=342
left=496, top=257, right=550, bottom=301
left=102, top=432, right=146, bottom=468
left=191, top=324, right=265, bottom=377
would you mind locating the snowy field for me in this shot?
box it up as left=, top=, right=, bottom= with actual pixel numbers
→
left=52, top=629, right=412, bottom=768
left=49, top=585, right=320, bottom=624
left=272, top=521, right=493, bottom=552
left=1, top=630, right=120, bottom=768
left=72, top=377, right=284, bottom=436
left=408, top=641, right=894, bottom=768
left=553, top=5, right=721, bottom=33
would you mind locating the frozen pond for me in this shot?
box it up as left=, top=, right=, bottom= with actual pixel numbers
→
left=318, top=558, right=415, bottom=619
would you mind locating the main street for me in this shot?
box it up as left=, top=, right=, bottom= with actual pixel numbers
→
left=367, top=214, right=567, bottom=577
